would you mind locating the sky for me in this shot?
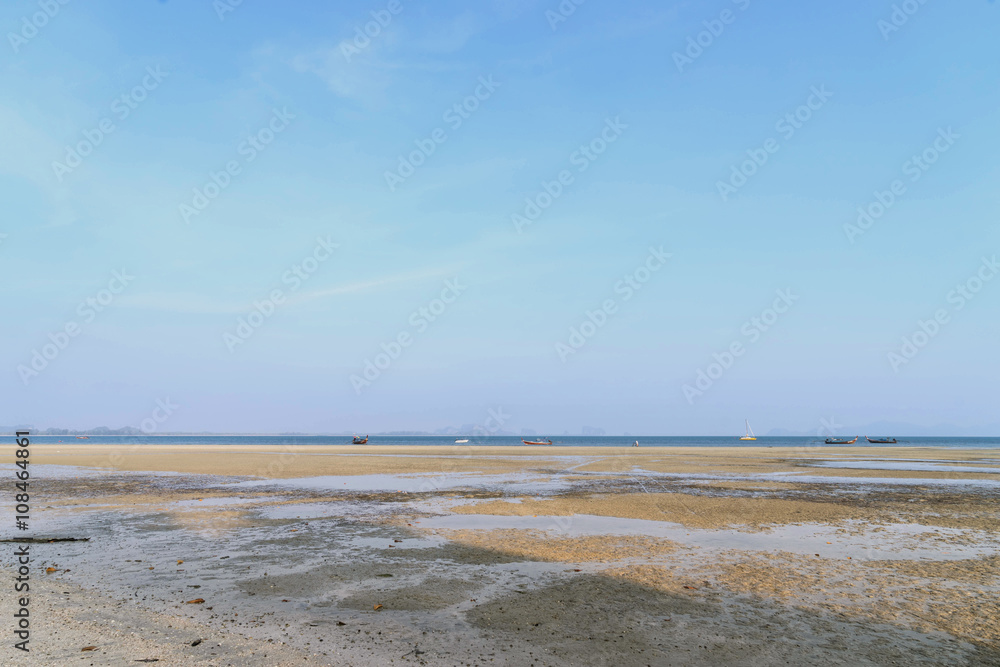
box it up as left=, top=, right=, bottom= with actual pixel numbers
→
left=1, top=0, right=998, bottom=436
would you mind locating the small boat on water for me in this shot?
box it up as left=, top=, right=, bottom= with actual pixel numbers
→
left=455, top=439, right=469, bottom=443
left=865, top=436, right=898, bottom=444
left=825, top=436, right=858, bottom=445
left=76, top=436, right=89, bottom=439
left=522, top=439, right=553, bottom=445
left=739, top=420, right=756, bottom=441
left=352, top=435, right=368, bottom=444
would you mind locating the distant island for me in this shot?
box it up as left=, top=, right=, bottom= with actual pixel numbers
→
left=6, top=423, right=998, bottom=438
left=3, top=426, right=311, bottom=436
left=17, top=426, right=147, bottom=436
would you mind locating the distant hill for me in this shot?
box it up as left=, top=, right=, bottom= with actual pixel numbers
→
left=4, top=424, right=995, bottom=438
left=6, top=426, right=146, bottom=436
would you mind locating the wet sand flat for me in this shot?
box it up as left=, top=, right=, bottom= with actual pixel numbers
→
left=2, top=445, right=999, bottom=665
left=28, top=443, right=1000, bottom=475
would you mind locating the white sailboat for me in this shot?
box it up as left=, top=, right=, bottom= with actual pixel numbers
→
left=739, top=419, right=756, bottom=441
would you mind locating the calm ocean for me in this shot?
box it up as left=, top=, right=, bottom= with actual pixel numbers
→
left=19, top=435, right=1000, bottom=448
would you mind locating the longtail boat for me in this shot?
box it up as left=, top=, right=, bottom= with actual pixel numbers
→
left=521, top=439, right=553, bottom=445
left=352, top=435, right=368, bottom=444
left=865, top=436, right=897, bottom=444
left=825, top=436, right=858, bottom=444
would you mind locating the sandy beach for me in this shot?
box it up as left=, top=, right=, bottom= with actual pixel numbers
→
left=3, top=445, right=999, bottom=665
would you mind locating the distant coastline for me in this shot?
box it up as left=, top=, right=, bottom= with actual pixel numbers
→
left=9, top=434, right=1000, bottom=449
left=6, top=425, right=999, bottom=438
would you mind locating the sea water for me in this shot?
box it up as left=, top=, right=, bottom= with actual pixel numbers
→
left=17, top=434, right=1000, bottom=448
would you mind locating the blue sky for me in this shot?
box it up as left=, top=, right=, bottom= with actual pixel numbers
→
left=1, top=0, right=998, bottom=435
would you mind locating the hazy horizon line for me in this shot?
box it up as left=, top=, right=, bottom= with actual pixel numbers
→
left=10, top=431, right=1000, bottom=438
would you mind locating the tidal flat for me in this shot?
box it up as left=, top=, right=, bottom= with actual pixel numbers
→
left=2, top=445, right=999, bottom=665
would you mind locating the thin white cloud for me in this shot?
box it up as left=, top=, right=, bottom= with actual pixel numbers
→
left=284, top=10, right=497, bottom=103
left=290, top=44, right=396, bottom=103
left=490, top=0, right=539, bottom=22
left=114, top=292, right=248, bottom=315
left=0, top=105, right=78, bottom=226
left=411, top=13, right=482, bottom=54
left=116, top=266, right=464, bottom=315
left=290, top=265, right=463, bottom=305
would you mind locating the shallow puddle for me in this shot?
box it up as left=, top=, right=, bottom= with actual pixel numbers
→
left=230, top=472, right=571, bottom=495
left=416, top=513, right=1000, bottom=562
left=809, top=460, right=1000, bottom=474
